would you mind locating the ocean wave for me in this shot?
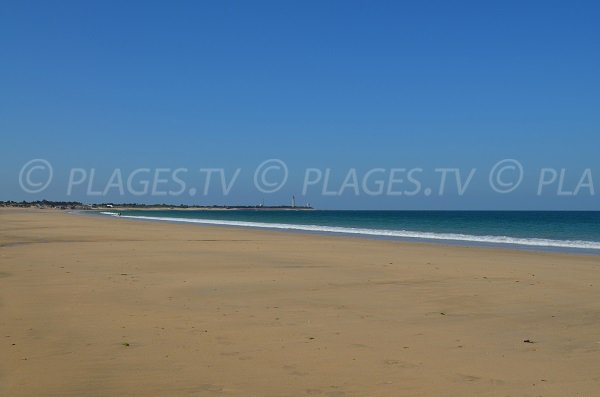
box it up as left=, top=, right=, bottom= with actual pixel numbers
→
left=109, top=214, right=600, bottom=250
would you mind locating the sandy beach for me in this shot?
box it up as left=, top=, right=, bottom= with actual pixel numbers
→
left=1, top=208, right=600, bottom=396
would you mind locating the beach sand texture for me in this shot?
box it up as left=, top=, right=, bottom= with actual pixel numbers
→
left=1, top=208, right=600, bottom=396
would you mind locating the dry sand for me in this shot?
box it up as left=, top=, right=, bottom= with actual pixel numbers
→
left=1, top=208, right=600, bottom=396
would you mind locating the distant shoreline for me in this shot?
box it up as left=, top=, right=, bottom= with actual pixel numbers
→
left=0, top=200, right=314, bottom=211
left=100, top=206, right=315, bottom=211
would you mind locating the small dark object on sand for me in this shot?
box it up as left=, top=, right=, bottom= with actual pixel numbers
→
left=523, top=339, right=535, bottom=344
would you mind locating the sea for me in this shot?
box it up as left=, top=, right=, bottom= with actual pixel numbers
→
left=98, top=210, right=600, bottom=254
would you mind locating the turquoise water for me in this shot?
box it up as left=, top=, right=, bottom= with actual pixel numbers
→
left=100, top=210, right=600, bottom=253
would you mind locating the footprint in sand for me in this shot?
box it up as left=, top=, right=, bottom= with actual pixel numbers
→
left=384, top=359, right=417, bottom=368
left=199, top=384, right=224, bottom=393
left=305, top=389, right=322, bottom=395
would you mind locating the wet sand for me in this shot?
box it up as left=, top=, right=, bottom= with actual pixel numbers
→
left=1, top=208, right=600, bottom=396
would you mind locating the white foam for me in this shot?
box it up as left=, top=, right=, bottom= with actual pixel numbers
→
left=111, top=214, right=600, bottom=251
left=100, top=211, right=119, bottom=216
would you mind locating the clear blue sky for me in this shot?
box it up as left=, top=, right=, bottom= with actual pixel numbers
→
left=1, top=1, right=599, bottom=209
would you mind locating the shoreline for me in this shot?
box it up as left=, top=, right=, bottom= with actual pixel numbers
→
left=90, top=209, right=600, bottom=256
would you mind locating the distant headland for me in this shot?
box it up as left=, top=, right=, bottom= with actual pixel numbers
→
left=0, top=200, right=315, bottom=211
